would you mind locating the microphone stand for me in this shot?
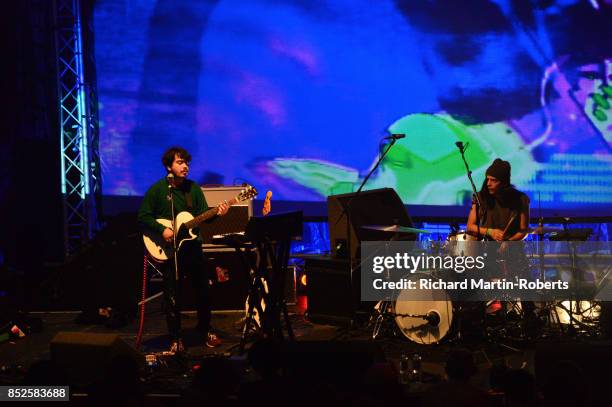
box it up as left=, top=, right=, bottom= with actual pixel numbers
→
left=335, top=135, right=402, bottom=333
left=340, top=136, right=402, bottom=271
left=167, top=176, right=182, bottom=343
left=456, top=142, right=482, bottom=239
left=454, top=142, right=483, bottom=343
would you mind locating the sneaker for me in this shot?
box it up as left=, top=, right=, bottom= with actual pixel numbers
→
left=169, top=339, right=185, bottom=354
left=205, top=332, right=222, bottom=348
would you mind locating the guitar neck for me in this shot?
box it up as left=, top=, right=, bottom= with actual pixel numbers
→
left=184, top=197, right=239, bottom=229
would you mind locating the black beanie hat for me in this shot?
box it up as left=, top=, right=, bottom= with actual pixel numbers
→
left=485, top=158, right=511, bottom=185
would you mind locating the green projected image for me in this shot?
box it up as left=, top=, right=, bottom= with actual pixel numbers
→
left=267, top=112, right=539, bottom=205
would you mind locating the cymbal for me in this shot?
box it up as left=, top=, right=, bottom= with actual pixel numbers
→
left=361, top=225, right=429, bottom=234
left=524, top=226, right=565, bottom=234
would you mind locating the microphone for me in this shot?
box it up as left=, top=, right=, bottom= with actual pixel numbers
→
left=455, top=141, right=470, bottom=153
left=166, top=173, right=174, bottom=188
left=384, top=133, right=406, bottom=140
left=424, top=311, right=440, bottom=327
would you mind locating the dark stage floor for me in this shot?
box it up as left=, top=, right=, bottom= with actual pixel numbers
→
left=2, top=307, right=612, bottom=405
left=0, top=307, right=536, bottom=383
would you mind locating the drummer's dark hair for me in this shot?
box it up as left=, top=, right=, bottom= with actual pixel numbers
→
left=479, top=179, right=494, bottom=207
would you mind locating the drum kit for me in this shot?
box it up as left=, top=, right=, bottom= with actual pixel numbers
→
left=362, top=224, right=603, bottom=345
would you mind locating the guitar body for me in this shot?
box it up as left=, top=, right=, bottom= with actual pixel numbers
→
left=142, top=184, right=258, bottom=262
left=143, top=211, right=199, bottom=262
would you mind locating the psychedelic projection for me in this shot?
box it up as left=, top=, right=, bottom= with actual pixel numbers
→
left=95, top=0, right=611, bottom=211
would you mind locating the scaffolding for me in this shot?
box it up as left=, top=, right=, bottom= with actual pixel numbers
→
left=53, top=0, right=101, bottom=257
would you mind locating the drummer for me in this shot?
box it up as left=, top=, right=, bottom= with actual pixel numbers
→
left=465, top=158, right=535, bottom=321
left=466, top=158, right=529, bottom=242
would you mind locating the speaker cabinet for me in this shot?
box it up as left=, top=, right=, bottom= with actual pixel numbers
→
left=198, top=247, right=296, bottom=310
left=202, top=246, right=253, bottom=310
left=327, top=188, right=415, bottom=261
left=305, top=256, right=372, bottom=326
left=50, top=332, right=143, bottom=386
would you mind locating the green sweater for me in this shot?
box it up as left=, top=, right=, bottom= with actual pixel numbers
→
left=137, top=178, right=209, bottom=235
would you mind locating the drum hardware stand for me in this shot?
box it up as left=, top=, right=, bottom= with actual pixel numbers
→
left=556, top=218, right=593, bottom=336
left=367, top=232, right=434, bottom=340
left=369, top=240, right=399, bottom=340
left=563, top=218, right=577, bottom=336
left=518, top=211, right=564, bottom=338
left=531, top=195, right=564, bottom=337
left=537, top=247, right=567, bottom=336
left=371, top=299, right=397, bottom=340
left=535, top=220, right=599, bottom=339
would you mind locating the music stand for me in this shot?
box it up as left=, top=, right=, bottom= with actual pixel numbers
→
left=239, top=211, right=303, bottom=353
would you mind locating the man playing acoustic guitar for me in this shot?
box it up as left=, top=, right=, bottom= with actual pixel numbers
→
left=138, top=146, right=229, bottom=352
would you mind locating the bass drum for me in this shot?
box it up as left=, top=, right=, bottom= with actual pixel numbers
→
left=394, top=276, right=454, bottom=345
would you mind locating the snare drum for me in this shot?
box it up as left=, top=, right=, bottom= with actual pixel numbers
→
left=445, top=230, right=480, bottom=258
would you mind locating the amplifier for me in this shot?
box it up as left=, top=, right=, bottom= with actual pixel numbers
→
left=200, top=186, right=253, bottom=244
left=203, top=246, right=254, bottom=310
left=185, top=246, right=296, bottom=311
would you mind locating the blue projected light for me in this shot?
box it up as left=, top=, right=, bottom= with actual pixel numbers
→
left=95, top=0, right=611, bottom=212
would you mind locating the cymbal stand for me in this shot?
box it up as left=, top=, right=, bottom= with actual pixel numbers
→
left=535, top=217, right=565, bottom=336
left=369, top=238, right=399, bottom=340
left=563, top=218, right=580, bottom=335
left=371, top=298, right=396, bottom=340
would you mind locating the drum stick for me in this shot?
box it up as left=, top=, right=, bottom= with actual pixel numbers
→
left=501, top=213, right=517, bottom=240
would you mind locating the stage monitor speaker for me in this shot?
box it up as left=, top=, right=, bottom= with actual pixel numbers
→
left=50, top=332, right=143, bottom=386
left=200, top=186, right=253, bottom=244
left=327, top=188, right=415, bottom=261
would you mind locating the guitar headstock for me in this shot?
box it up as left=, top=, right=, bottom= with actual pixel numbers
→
left=262, top=190, right=272, bottom=216
left=237, top=185, right=258, bottom=202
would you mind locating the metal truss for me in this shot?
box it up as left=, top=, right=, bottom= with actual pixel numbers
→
left=53, top=0, right=101, bottom=257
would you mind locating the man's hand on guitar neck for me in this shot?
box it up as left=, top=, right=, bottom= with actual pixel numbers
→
left=217, top=202, right=229, bottom=216
left=163, top=228, right=174, bottom=243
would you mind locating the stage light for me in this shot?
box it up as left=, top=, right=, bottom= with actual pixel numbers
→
left=300, top=274, right=307, bottom=286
